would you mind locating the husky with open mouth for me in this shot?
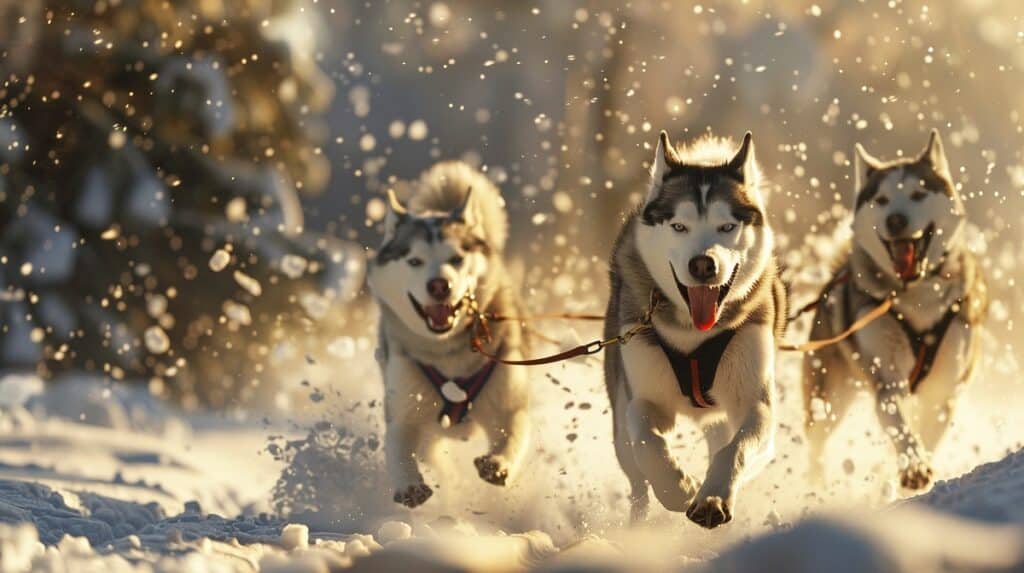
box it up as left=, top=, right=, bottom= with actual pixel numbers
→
left=803, top=130, right=988, bottom=491
left=367, top=161, right=530, bottom=508
left=604, top=131, right=787, bottom=528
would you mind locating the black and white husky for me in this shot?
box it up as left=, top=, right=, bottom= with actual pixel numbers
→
left=367, top=161, right=530, bottom=508
left=604, top=131, right=787, bottom=528
left=803, top=130, right=987, bottom=490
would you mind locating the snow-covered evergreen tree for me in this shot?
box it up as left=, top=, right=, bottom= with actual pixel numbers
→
left=0, top=0, right=362, bottom=406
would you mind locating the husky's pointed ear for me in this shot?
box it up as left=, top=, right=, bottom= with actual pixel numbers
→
left=647, top=130, right=679, bottom=202
left=854, top=142, right=883, bottom=191
left=726, top=131, right=756, bottom=183
left=919, top=129, right=952, bottom=179
left=449, top=186, right=474, bottom=224
left=384, top=189, right=408, bottom=238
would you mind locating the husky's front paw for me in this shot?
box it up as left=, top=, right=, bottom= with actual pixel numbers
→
left=393, top=483, right=433, bottom=508
left=651, top=473, right=700, bottom=512
left=474, top=455, right=509, bottom=486
left=686, top=495, right=732, bottom=529
left=900, top=460, right=933, bottom=490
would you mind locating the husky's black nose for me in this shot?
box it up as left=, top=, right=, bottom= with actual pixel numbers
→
left=426, top=278, right=451, bottom=301
left=886, top=212, right=909, bottom=236
left=688, top=256, right=717, bottom=282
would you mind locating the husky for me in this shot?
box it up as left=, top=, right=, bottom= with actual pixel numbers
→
left=604, top=131, right=786, bottom=528
left=803, top=130, right=987, bottom=490
left=367, top=161, right=531, bottom=508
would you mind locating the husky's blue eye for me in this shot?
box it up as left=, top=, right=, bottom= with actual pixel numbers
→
left=875, top=196, right=890, bottom=206
left=407, top=257, right=424, bottom=267
left=448, top=255, right=464, bottom=267
left=910, top=190, right=928, bottom=202
left=718, top=223, right=737, bottom=233
left=670, top=223, right=689, bottom=233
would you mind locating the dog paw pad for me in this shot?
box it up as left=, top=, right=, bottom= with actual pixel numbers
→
left=474, top=455, right=509, bottom=486
left=900, top=462, right=934, bottom=490
left=686, top=496, right=732, bottom=529
left=393, top=483, right=433, bottom=508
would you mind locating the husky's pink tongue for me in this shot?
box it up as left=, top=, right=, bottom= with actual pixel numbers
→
left=687, top=285, right=720, bottom=331
left=424, top=304, right=456, bottom=330
left=892, top=240, right=917, bottom=281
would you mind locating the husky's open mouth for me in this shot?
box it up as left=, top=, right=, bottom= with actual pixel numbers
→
left=881, top=223, right=935, bottom=282
left=670, top=263, right=738, bottom=332
left=408, top=293, right=465, bottom=334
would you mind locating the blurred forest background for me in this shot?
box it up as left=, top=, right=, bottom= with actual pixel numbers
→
left=1, top=0, right=1022, bottom=410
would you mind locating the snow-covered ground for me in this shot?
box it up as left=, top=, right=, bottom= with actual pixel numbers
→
left=0, top=292, right=1022, bottom=572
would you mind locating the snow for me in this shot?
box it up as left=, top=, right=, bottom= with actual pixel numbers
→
left=209, top=249, right=231, bottom=272
left=0, top=332, right=1020, bottom=573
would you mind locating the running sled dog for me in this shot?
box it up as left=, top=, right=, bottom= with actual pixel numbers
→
left=368, top=161, right=530, bottom=508
left=605, top=131, right=787, bottom=528
left=803, top=130, right=987, bottom=490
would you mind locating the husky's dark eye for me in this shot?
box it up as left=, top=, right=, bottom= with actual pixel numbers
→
left=874, top=196, right=890, bottom=206
left=718, top=223, right=737, bottom=233
left=448, top=255, right=464, bottom=267
left=910, top=190, right=928, bottom=202
left=670, top=223, right=689, bottom=233
left=407, top=257, right=424, bottom=267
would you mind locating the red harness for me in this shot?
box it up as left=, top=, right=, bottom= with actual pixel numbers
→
left=835, top=278, right=964, bottom=393
left=890, top=302, right=962, bottom=392
left=654, top=329, right=736, bottom=408
left=414, top=358, right=498, bottom=425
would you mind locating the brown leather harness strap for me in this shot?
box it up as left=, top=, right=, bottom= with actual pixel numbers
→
left=471, top=335, right=610, bottom=366
left=788, top=270, right=852, bottom=322
left=777, top=297, right=893, bottom=352
left=466, top=281, right=893, bottom=364
left=484, top=311, right=605, bottom=322
left=468, top=292, right=660, bottom=367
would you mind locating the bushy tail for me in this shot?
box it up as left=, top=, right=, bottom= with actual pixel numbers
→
left=408, top=161, right=509, bottom=252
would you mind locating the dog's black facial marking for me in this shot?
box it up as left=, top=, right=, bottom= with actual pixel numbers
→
left=460, top=236, right=490, bottom=256
left=438, top=220, right=491, bottom=257
left=855, top=160, right=954, bottom=211
left=641, top=192, right=682, bottom=226
left=642, top=168, right=764, bottom=227
left=377, top=214, right=494, bottom=265
left=903, top=161, right=954, bottom=196
left=377, top=219, right=434, bottom=264
left=731, top=205, right=764, bottom=226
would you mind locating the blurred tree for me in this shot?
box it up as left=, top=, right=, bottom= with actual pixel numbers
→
left=0, top=0, right=363, bottom=407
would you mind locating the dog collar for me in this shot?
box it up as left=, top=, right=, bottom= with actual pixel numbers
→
left=414, top=353, right=500, bottom=427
